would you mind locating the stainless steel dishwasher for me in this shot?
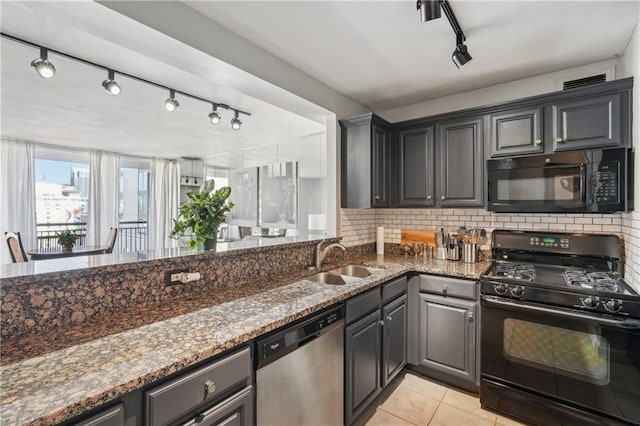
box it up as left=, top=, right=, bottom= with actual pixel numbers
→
left=255, top=304, right=345, bottom=426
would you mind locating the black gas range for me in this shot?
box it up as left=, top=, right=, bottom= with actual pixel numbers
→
left=480, top=230, right=640, bottom=426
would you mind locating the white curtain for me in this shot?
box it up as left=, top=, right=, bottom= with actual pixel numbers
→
left=86, top=151, right=120, bottom=247
left=149, top=158, right=179, bottom=250
left=0, top=139, right=36, bottom=263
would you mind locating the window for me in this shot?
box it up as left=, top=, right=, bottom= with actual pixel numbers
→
left=119, top=157, right=150, bottom=252
left=35, top=147, right=89, bottom=249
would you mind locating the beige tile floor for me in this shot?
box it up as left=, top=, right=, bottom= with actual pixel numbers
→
left=365, top=372, right=527, bottom=426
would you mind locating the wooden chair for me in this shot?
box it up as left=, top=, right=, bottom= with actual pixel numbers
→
left=5, top=232, right=29, bottom=263
left=105, top=227, right=118, bottom=254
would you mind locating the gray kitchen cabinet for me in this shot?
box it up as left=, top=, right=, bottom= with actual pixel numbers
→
left=551, top=92, right=623, bottom=151
left=382, top=293, right=407, bottom=387
left=345, top=308, right=382, bottom=425
left=74, top=404, right=124, bottom=426
left=397, top=125, right=435, bottom=207
left=345, top=276, right=408, bottom=424
left=418, top=293, right=476, bottom=384
left=437, top=116, right=484, bottom=207
left=490, top=106, right=544, bottom=157
left=340, top=114, right=391, bottom=208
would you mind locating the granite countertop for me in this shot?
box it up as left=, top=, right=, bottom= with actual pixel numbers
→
left=0, top=255, right=490, bottom=425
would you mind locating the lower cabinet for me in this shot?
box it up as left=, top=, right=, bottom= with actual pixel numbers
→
left=345, top=276, right=408, bottom=424
left=418, top=294, right=476, bottom=383
left=408, top=275, right=479, bottom=391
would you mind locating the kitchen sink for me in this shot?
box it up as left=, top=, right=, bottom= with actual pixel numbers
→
left=329, top=265, right=384, bottom=278
left=306, top=272, right=359, bottom=286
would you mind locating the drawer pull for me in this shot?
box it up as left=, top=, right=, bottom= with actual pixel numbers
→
left=195, top=413, right=206, bottom=424
left=442, top=284, right=448, bottom=297
left=204, top=380, right=216, bottom=397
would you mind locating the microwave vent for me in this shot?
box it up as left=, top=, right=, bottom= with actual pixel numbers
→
left=563, top=74, right=607, bottom=90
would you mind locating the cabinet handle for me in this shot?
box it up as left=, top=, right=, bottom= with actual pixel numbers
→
left=204, top=380, right=216, bottom=396
left=427, top=195, right=432, bottom=200
left=386, top=315, right=392, bottom=322
left=534, top=139, right=542, bottom=146
left=378, top=319, right=385, bottom=326
left=468, top=312, right=474, bottom=323
left=441, top=196, right=446, bottom=200
left=555, top=137, right=565, bottom=144
left=374, top=195, right=381, bottom=200
left=442, top=284, right=448, bottom=297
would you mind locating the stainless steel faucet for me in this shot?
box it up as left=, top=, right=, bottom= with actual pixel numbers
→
left=315, top=238, right=347, bottom=269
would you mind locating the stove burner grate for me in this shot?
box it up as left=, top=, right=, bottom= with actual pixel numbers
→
left=564, top=269, right=619, bottom=292
left=495, top=264, right=535, bottom=282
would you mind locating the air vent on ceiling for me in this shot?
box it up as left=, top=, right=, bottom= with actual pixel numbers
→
left=563, top=74, right=607, bottom=90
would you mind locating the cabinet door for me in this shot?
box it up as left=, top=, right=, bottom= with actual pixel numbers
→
left=345, top=309, right=382, bottom=424
left=382, top=294, right=407, bottom=387
left=372, top=124, right=390, bottom=207
left=418, top=294, right=476, bottom=383
left=398, top=126, right=435, bottom=207
left=437, top=117, right=484, bottom=207
left=552, top=93, right=622, bottom=151
left=490, top=107, right=544, bottom=157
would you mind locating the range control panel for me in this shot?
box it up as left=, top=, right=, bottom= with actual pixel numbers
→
left=594, top=162, right=619, bottom=203
left=529, top=236, right=570, bottom=249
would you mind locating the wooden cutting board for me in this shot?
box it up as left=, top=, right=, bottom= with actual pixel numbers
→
left=400, top=230, right=436, bottom=246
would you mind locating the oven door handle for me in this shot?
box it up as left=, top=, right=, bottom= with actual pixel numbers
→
left=482, top=295, right=640, bottom=329
left=580, top=163, right=588, bottom=205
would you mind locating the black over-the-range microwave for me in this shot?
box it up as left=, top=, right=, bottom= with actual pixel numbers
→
left=487, top=148, right=631, bottom=213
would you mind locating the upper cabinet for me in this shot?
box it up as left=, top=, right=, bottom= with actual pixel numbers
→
left=397, top=125, right=435, bottom=207
left=340, top=114, right=391, bottom=208
left=339, top=78, right=632, bottom=209
left=437, top=117, right=484, bottom=207
left=490, top=106, right=544, bottom=157
left=551, top=93, right=622, bottom=151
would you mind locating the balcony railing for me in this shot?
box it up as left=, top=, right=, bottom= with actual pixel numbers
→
left=36, top=221, right=148, bottom=253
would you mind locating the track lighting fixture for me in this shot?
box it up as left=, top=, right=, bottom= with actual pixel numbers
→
left=208, top=104, right=221, bottom=125
left=102, top=69, right=121, bottom=95
left=417, top=0, right=472, bottom=69
left=31, top=47, right=56, bottom=79
left=417, top=0, right=441, bottom=22
left=164, top=89, right=180, bottom=112
left=4, top=32, right=252, bottom=129
left=230, top=110, right=242, bottom=130
left=452, top=40, right=472, bottom=69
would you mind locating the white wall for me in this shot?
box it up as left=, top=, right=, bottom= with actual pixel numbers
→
left=379, top=60, right=618, bottom=122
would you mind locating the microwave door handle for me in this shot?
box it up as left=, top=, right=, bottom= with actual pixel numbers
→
left=481, top=295, right=640, bottom=329
left=580, top=164, right=588, bottom=205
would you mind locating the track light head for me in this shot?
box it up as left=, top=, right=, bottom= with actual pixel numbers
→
left=208, top=105, right=221, bottom=125
left=31, top=47, right=56, bottom=79
left=417, top=0, right=441, bottom=22
left=230, top=110, right=242, bottom=130
left=452, top=43, right=472, bottom=69
left=102, top=70, right=121, bottom=95
left=165, top=89, right=179, bottom=112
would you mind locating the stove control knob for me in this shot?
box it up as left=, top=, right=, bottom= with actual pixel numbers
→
left=580, top=296, right=600, bottom=309
left=510, top=285, right=525, bottom=297
left=494, top=283, right=509, bottom=295
left=604, top=299, right=623, bottom=313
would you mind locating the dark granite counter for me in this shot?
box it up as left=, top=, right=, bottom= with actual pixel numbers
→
left=0, top=254, right=490, bottom=425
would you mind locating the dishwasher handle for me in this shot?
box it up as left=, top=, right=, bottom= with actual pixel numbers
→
left=256, top=304, right=344, bottom=369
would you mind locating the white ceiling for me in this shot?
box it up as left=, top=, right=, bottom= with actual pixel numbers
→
left=186, top=1, right=640, bottom=112
left=0, top=2, right=326, bottom=160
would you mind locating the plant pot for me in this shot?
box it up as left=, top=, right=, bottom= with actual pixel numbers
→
left=62, top=245, right=74, bottom=252
left=203, top=236, right=217, bottom=251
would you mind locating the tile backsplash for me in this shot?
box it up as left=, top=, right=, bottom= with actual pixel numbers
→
left=341, top=208, right=638, bottom=291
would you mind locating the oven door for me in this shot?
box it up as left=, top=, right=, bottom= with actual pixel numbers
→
left=488, top=163, right=588, bottom=212
left=481, top=295, right=640, bottom=424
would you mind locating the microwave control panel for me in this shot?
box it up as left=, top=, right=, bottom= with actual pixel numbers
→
left=593, top=162, right=619, bottom=203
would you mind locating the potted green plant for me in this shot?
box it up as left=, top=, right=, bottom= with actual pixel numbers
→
left=171, top=179, right=234, bottom=250
left=57, top=230, right=78, bottom=251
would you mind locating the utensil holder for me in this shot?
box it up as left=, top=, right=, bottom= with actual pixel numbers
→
left=462, top=243, right=479, bottom=263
